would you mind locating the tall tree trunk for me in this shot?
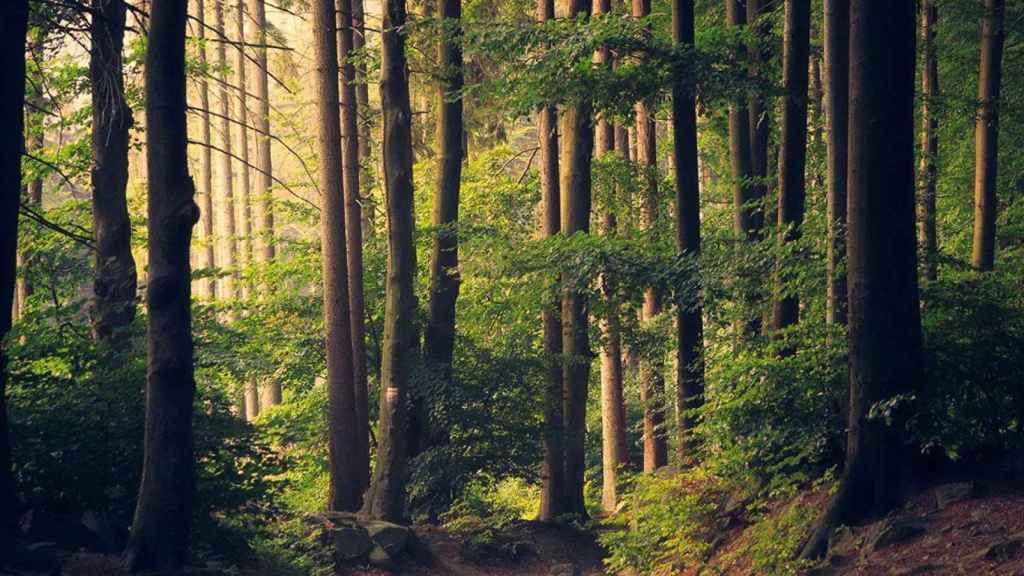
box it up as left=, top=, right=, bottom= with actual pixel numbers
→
left=314, top=0, right=361, bottom=513
left=0, top=0, right=29, bottom=556
left=91, top=0, right=138, bottom=346
left=125, top=0, right=199, bottom=568
left=971, top=0, right=1004, bottom=271
left=537, top=0, right=563, bottom=524
left=214, top=0, right=237, bottom=302
left=918, top=0, right=938, bottom=282
left=801, top=0, right=921, bottom=558
left=671, top=0, right=703, bottom=466
left=728, top=0, right=753, bottom=238
left=338, top=0, right=371, bottom=495
left=633, top=0, right=668, bottom=473
left=247, top=0, right=280, bottom=405
left=353, top=0, right=374, bottom=240
left=16, top=85, right=43, bottom=321
left=195, top=0, right=216, bottom=301
left=771, top=0, right=810, bottom=332
left=824, top=0, right=847, bottom=326
left=746, top=0, right=772, bottom=237
left=362, top=0, right=417, bottom=521
left=560, top=0, right=593, bottom=518
left=235, top=0, right=260, bottom=419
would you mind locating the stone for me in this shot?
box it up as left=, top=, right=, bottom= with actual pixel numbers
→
left=367, top=545, right=396, bottom=569
left=19, top=509, right=106, bottom=553
left=934, top=482, right=975, bottom=509
left=366, top=520, right=411, bottom=557
left=332, top=525, right=372, bottom=560
left=868, top=518, right=925, bottom=551
left=980, top=537, right=1024, bottom=563
left=828, top=525, right=863, bottom=557
left=550, top=562, right=581, bottom=576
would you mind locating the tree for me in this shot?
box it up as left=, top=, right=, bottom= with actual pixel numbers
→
left=247, top=0, right=280, bottom=405
left=771, top=0, right=810, bottom=332
left=560, top=0, right=594, bottom=517
left=918, top=0, right=938, bottom=282
left=536, top=0, right=564, bottom=524
left=214, top=0, right=237, bottom=302
left=727, top=0, right=755, bottom=239
left=313, top=0, right=361, bottom=513
left=971, top=0, right=1005, bottom=271
left=746, top=0, right=773, bottom=236
left=338, top=0, right=371, bottom=493
left=671, top=0, right=703, bottom=465
left=824, top=0, right=848, bottom=326
left=362, top=0, right=417, bottom=521
left=125, top=0, right=200, bottom=568
left=194, top=0, right=216, bottom=301
left=801, top=0, right=921, bottom=558
left=0, top=0, right=29, bottom=558
left=634, top=0, right=667, bottom=472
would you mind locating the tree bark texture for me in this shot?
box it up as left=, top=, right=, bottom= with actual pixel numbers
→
left=971, top=0, right=1004, bottom=271
left=918, top=0, right=938, bottom=282
left=195, top=0, right=216, bottom=301
left=214, top=0, right=237, bottom=302
left=746, top=0, right=772, bottom=238
left=824, top=0, right=847, bottom=326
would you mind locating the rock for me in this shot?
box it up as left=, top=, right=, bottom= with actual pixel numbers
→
left=934, top=482, right=975, bottom=509
left=367, top=545, right=396, bottom=569
left=19, top=509, right=105, bottom=553
left=550, top=562, right=581, bottom=576
left=366, top=520, right=411, bottom=557
left=11, top=541, right=62, bottom=574
left=868, top=518, right=925, bottom=551
left=80, top=509, right=125, bottom=553
left=332, top=524, right=372, bottom=560
left=979, top=537, right=1024, bottom=562
left=828, top=525, right=863, bottom=557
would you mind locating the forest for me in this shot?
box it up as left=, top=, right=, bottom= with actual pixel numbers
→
left=0, top=0, right=1023, bottom=574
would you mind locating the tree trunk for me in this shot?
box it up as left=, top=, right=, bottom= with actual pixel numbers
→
left=353, top=0, right=374, bottom=241
left=314, top=0, right=361, bottom=514
left=125, top=0, right=199, bottom=568
left=824, top=0, right=847, bottom=326
left=362, top=0, right=417, bottom=521
left=746, top=0, right=773, bottom=237
left=0, top=0, right=28, bottom=555
left=537, top=0, right=563, bottom=523
left=195, top=0, right=216, bottom=301
left=771, top=0, right=810, bottom=333
left=214, top=0, right=237, bottom=302
left=801, top=0, right=921, bottom=558
left=728, top=1, right=753, bottom=238
left=671, top=0, right=703, bottom=466
left=339, top=0, right=371, bottom=495
left=91, top=0, right=138, bottom=346
left=247, top=0, right=280, bottom=405
left=918, top=0, right=938, bottom=282
left=971, top=0, right=1004, bottom=272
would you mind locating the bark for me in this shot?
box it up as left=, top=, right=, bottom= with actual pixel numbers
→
left=971, top=0, right=1004, bottom=271
left=339, top=0, right=371, bottom=494
left=801, top=0, right=921, bottom=558
left=17, top=91, right=43, bottom=320
left=671, top=0, right=703, bottom=466
left=560, top=0, right=593, bottom=517
left=91, top=0, right=138, bottom=346
left=0, top=0, right=28, bottom=556
left=195, top=0, right=216, bottom=301
left=314, top=0, right=361, bottom=513
left=728, top=0, right=753, bottom=238
left=746, top=0, right=772, bottom=237
left=125, top=0, right=199, bottom=568
left=770, top=0, right=810, bottom=333
left=353, top=0, right=374, bottom=241
left=247, top=0, right=280, bottom=405
left=214, top=0, right=237, bottom=302
left=537, top=0, right=563, bottom=523
left=824, top=0, right=847, bottom=326
left=362, top=0, right=417, bottom=521
left=918, top=0, right=938, bottom=282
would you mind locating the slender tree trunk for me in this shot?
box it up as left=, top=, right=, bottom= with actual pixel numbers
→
left=771, top=0, right=810, bottom=332
left=247, top=0, right=280, bottom=405
left=632, top=0, right=667, bottom=473
left=746, top=0, right=772, bottom=236
left=339, top=0, right=371, bottom=495
left=235, top=0, right=260, bottom=418
left=125, top=0, right=199, bottom=568
left=91, top=0, right=138, bottom=346
left=0, top=0, right=29, bottom=556
left=16, top=90, right=43, bottom=321
left=824, top=0, right=847, bottom=326
left=728, top=0, right=753, bottom=238
left=918, top=0, right=938, bottom=282
left=214, top=0, right=237, bottom=302
left=314, top=0, right=361, bottom=514
left=672, top=0, right=703, bottom=466
left=195, top=0, right=217, bottom=301
left=971, top=0, right=1004, bottom=271
left=362, top=0, right=417, bottom=521
left=537, top=0, right=563, bottom=523
left=353, top=0, right=374, bottom=241
left=801, top=0, right=921, bottom=558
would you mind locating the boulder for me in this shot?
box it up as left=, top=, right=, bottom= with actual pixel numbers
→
left=19, top=509, right=105, bottom=553
left=366, top=520, right=411, bottom=557
left=550, top=563, right=581, bottom=576
left=868, top=518, right=925, bottom=551
left=979, top=536, right=1024, bottom=563
left=367, top=545, right=396, bottom=569
left=332, top=525, right=372, bottom=561
left=934, top=482, right=975, bottom=509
